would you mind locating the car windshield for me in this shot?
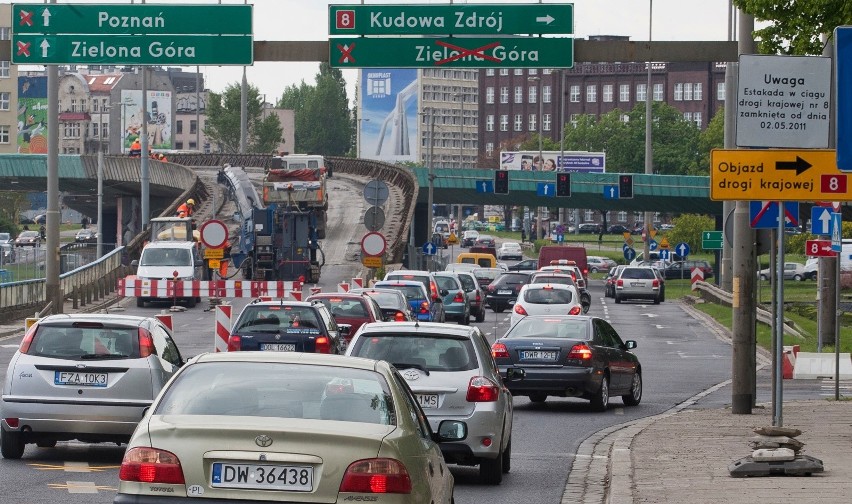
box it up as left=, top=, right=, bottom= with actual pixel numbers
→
left=524, top=287, right=574, bottom=304
left=378, top=284, right=426, bottom=301
left=621, top=268, right=655, bottom=280
left=433, top=275, right=459, bottom=291
left=154, top=361, right=394, bottom=425
left=0, top=233, right=9, bottom=241
left=19, top=231, right=38, bottom=238
left=349, top=333, right=477, bottom=372
left=234, top=306, right=321, bottom=331
left=532, top=275, right=575, bottom=286
left=140, top=247, right=191, bottom=267
left=456, top=274, right=476, bottom=291
left=494, top=274, right=529, bottom=287
left=27, top=325, right=138, bottom=359
left=360, top=291, right=404, bottom=308
left=315, top=298, right=368, bottom=318
left=506, top=318, right=590, bottom=340
left=473, top=269, right=502, bottom=281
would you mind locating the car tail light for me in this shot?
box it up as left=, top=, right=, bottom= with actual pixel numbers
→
left=227, top=334, right=241, bottom=351
left=475, top=291, right=481, bottom=302
left=339, top=458, right=412, bottom=494
left=138, top=327, right=155, bottom=357
left=466, top=376, right=499, bottom=402
left=315, top=335, right=331, bottom=353
left=491, top=342, right=509, bottom=359
left=513, top=303, right=527, bottom=315
left=394, top=311, right=407, bottom=322
left=419, top=301, right=430, bottom=314
left=453, top=291, right=465, bottom=303
left=652, top=279, right=660, bottom=287
left=19, top=323, right=38, bottom=354
left=616, top=279, right=624, bottom=287
left=568, top=305, right=582, bottom=315
left=567, top=343, right=593, bottom=360
left=4, top=418, right=19, bottom=428
left=119, top=447, right=185, bottom=484
left=430, top=282, right=438, bottom=301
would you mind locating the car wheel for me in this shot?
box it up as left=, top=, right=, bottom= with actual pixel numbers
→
left=529, top=393, right=547, bottom=403
left=793, top=274, right=803, bottom=281
left=590, top=374, right=610, bottom=412
left=36, top=440, right=57, bottom=448
left=493, top=305, right=505, bottom=313
left=136, top=298, right=145, bottom=308
left=501, top=437, right=512, bottom=474
left=760, top=274, right=769, bottom=281
left=461, top=311, right=470, bottom=325
left=653, top=295, right=660, bottom=305
left=623, top=372, right=643, bottom=406
left=479, top=451, right=503, bottom=485
left=590, top=267, right=599, bottom=273
left=614, top=295, right=621, bottom=304
left=1, top=429, right=25, bottom=459
left=476, top=307, right=485, bottom=323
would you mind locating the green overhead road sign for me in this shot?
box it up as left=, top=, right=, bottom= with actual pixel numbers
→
left=330, top=36, right=574, bottom=69
left=11, top=34, right=253, bottom=65
left=328, top=3, right=573, bottom=36
left=702, top=231, right=723, bottom=250
left=11, top=4, right=252, bottom=35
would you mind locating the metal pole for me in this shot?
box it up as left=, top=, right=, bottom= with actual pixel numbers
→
left=721, top=0, right=736, bottom=291
left=46, top=3, right=60, bottom=313
left=141, top=67, right=150, bottom=229
left=428, top=110, right=435, bottom=271
left=196, top=65, right=201, bottom=151
left=773, top=205, right=784, bottom=426
left=538, top=77, right=543, bottom=239
left=643, top=0, right=653, bottom=262
left=97, top=103, right=104, bottom=259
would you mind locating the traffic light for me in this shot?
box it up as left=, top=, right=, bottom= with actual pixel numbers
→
left=556, top=173, right=571, bottom=197
left=494, top=170, right=509, bottom=194
left=619, top=174, right=634, bottom=199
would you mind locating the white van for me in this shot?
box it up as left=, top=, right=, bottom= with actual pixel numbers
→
left=132, top=241, right=205, bottom=308
left=842, top=239, right=852, bottom=271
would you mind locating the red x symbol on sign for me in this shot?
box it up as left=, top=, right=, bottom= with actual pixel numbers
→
left=19, top=9, right=33, bottom=26
left=435, top=40, right=501, bottom=66
left=336, top=42, right=355, bottom=64
left=16, top=41, right=31, bottom=57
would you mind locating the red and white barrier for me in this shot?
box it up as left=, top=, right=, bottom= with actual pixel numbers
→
left=118, top=277, right=301, bottom=299
left=690, top=268, right=704, bottom=290
left=214, top=305, right=232, bottom=352
left=782, top=345, right=800, bottom=380
left=155, top=312, right=173, bottom=332
left=338, top=282, right=350, bottom=293
left=351, top=277, right=364, bottom=288
left=291, top=290, right=303, bottom=301
left=310, top=287, right=322, bottom=295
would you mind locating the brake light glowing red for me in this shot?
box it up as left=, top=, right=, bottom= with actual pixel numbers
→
left=430, top=282, right=439, bottom=301
left=138, top=327, right=155, bottom=357
left=491, top=342, right=509, bottom=359
left=119, top=447, right=185, bottom=484
left=652, top=279, right=660, bottom=287
left=453, top=291, right=465, bottom=303
left=568, top=305, right=582, bottom=315
left=567, top=343, right=593, bottom=360
left=419, top=301, right=430, bottom=314
left=394, top=311, right=407, bottom=322
left=315, top=336, right=331, bottom=353
left=339, top=458, right=412, bottom=494
left=466, top=376, right=499, bottom=402
left=19, top=323, right=38, bottom=353
left=513, top=304, right=527, bottom=315
left=475, top=291, right=481, bottom=302
left=617, top=279, right=624, bottom=287
left=227, top=334, right=241, bottom=351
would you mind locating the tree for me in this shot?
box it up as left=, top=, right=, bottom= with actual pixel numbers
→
left=733, top=1, right=852, bottom=55
left=518, top=132, right=561, bottom=152
left=204, top=83, right=283, bottom=154
left=698, top=108, right=725, bottom=174
left=667, top=214, right=716, bottom=253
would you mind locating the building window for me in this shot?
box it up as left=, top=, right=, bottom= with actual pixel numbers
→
left=514, top=69, right=523, bottom=76
left=176, top=120, right=183, bottom=134
left=0, top=61, right=9, bottom=78
left=102, top=122, right=109, bottom=138
left=570, top=113, right=580, bottom=126
left=514, top=114, right=523, bottom=131
left=500, top=68, right=509, bottom=76
left=636, top=84, right=647, bottom=102
left=674, top=83, right=683, bottom=101
left=619, top=84, right=630, bottom=102
left=570, top=85, right=580, bottom=103
left=189, top=141, right=197, bottom=150
left=694, top=83, right=703, bottom=100
left=0, top=125, right=9, bottom=144
left=693, top=112, right=702, bottom=128
left=618, top=211, right=627, bottom=222
left=603, top=84, right=613, bottom=103
left=529, top=69, right=537, bottom=75
left=653, top=83, right=664, bottom=101
left=64, top=122, right=81, bottom=138
left=500, top=87, right=509, bottom=104
left=514, top=86, right=523, bottom=103
left=586, top=85, right=597, bottom=103
left=92, top=99, right=99, bottom=112
left=717, top=82, right=725, bottom=101
left=486, top=114, right=494, bottom=132
left=500, top=114, right=508, bottom=131
left=91, top=123, right=98, bottom=137
left=543, top=113, right=551, bottom=132
left=543, top=85, right=552, bottom=103
left=528, top=113, right=537, bottom=132
left=70, top=99, right=77, bottom=112
left=584, top=210, right=594, bottom=221
left=486, top=87, right=494, bottom=104
left=528, top=85, right=537, bottom=104
left=683, top=112, right=692, bottom=122
left=620, top=113, right=630, bottom=123
left=485, top=142, right=494, bottom=157
left=0, top=92, right=9, bottom=111
left=190, top=121, right=198, bottom=134
left=486, top=69, right=495, bottom=76
left=684, top=83, right=693, bottom=101
left=176, top=141, right=184, bottom=150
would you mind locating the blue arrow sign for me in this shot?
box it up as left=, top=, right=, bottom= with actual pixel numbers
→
left=603, top=185, right=619, bottom=200
left=622, top=243, right=630, bottom=252
left=623, top=247, right=636, bottom=261
left=811, top=206, right=835, bottom=236
left=649, top=239, right=658, bottom=251
left=477, top=180, right=494, bottom=193
left=749, top=201, right=799, bottom=229
left=659, top=249, right=671, bottom=261
left=676, top=242, right=691, bottom=258
left=422, top=242, right=437, bottom=256
left=537, top=182, right=555, bottom=197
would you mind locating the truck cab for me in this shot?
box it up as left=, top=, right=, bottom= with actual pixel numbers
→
left=148, top=217, right=198, bottom=243
left=131, top=241, right=205, bottom=308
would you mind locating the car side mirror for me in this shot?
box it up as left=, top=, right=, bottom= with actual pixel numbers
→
left=625, top=340, right=637, bottom=350
left=434, top=420, right=467, bottom=443
left=130, top=259, right=139, bottom=267
left=505, top=367, right=526, bottom=381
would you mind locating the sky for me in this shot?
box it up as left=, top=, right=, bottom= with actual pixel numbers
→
left=13, top=0, right=738, bottom=103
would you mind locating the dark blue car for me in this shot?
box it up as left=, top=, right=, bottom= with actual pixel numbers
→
left=374, top=280, right=445, bottom=323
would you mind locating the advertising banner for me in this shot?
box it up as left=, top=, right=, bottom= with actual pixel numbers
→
left=17, top=76, right=48, bottom=154
left=359, top=69, right=419, bottom=163
left=120, top=90, right=173, bottom=152
left=500, top=150, right=606, bottom=173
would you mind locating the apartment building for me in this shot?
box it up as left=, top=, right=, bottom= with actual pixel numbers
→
left=0, top=4, right=18, bottom=154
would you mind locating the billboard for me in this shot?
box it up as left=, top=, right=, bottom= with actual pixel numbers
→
left=120, top=90, right=173, bottom=152
left=358, top=69, right=419, bottom=163
left=17, top=76, right=48, bottom=154
left=500, top=151, right=606, bottom=173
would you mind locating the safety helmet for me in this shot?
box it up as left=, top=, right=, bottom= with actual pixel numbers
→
left=158, top=153, right=165, bottom=159
left=186, top=198, right=195, bottom=206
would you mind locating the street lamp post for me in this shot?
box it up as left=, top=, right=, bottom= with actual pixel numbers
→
left=529, top=76, right=543, bottom=240
left=644, top=0, right=654, bottom=262
left=97, top=99, right=108, bottom=259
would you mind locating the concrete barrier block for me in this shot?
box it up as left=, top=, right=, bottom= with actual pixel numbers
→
left=792, top=352, right=852, bottom=379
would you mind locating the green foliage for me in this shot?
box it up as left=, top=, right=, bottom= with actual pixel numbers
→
left=204, top=83, right=283, bottom=154
left=843, top=221, right=852, bottom=239
left=697, top=108, right=725, bottom=174
left=518, top=133, right=561, bottom=152
left=785, top=231, right=812, bottom=255
left=0, top=192, right=29, bottom=232
left=734, top=0, right=852, bottom=55
left=667, top=214, right=715, bottom=253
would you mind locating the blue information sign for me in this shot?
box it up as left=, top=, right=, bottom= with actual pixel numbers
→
left=603, top=185, right=619, bottom=200
left=537, top=183, right=556, bottom=197
left=422, top=242, right=437, bottom=256
left=477, top=180, right=494, bottom=193
left=649, top=239, right=658, bottom=251
left=675, top=242, right=691, bottom=258
left=659, top=249, right=671, bottom=261
left=749, top=201, right=799, bottom=229
left=811, top=206, right=836, bottom=236
left=623, top=247, right=636, bottom=262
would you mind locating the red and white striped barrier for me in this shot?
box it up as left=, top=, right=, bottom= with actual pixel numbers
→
left=337, top=282, right=350, bottom=293
left=351, top=277, right=364, bottom=288
left=118, top=277, right=301, bottom=299
left=690, top=268, right=704, bottom=290
left=291, top=290, right=303, bottom=301
left=310, top=287, right=322, bottom=295
left=155, top=312, right=173, bottom=332
left=215, top=305, right=232, bottom=352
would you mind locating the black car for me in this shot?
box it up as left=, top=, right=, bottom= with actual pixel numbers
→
left=577, top=223, right=601, bottom=234
left=508, top=259, right=539, bottom=271
left=608, top=225, right=631, bottom=234
left=491, top=315, right=642, bottom=411
left=75, top=228, right=98, bottom=243
left=227, top=300, right=348, bottom=354
left=661, top=260, right=714, bottom=280
left=484, top=271, right=531, bottom=313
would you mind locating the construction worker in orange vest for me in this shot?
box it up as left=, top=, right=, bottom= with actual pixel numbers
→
left=129, top=138, right=141, bottom=157
left=176, top=198, right=195, bottom=217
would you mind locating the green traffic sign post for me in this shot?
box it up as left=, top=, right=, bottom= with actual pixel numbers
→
left=330, top=36, right=573, bottom=68
left=328, top=4, right=573, bottom=36
left=702, top=231, right=723, bottom=250
left=12, top=4, right=252, bottom=35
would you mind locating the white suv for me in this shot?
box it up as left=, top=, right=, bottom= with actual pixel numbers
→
left=803, top=258, right=818, bottom=280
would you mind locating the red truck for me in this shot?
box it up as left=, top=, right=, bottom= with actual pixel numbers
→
left=538, top=246, right=589, bottom=277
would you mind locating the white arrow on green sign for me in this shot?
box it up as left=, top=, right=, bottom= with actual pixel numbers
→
left=328, top=4, right=573, bottom=36
left=702, top=230, right=723, bottom=250
left=330, top=36, right=574, bottom=68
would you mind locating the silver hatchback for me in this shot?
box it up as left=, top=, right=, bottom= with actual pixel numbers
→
left=346, top=322, right=519, bottom=485
left=1, top=314, right=184, bottom=459
left=614, top=266, right=662, bottom=304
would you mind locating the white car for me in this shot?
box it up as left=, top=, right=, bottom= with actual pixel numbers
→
left=758, top=262, right=807, bottom=281
left=803, top=257, right=818, bottom=280
left=510, top=283, right=582, bottom=327
left=497, top=242, right=523, bottom=260
left=587, top=256, right=616, bottom=273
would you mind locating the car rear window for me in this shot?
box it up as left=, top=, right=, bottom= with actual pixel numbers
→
left=493, top=274, right=529, bottom=287
left=350, top=334, right=477, bottom=372
left=506, top=318, right=590, bottom=340
left=377, top=284, right=425, bottom=301
left=433, top=275, right=459, bottom=291
left=620, top=268, right=655, bottom=280
left=531, top=275, right=575, bottom=286
left=154, top=362, right=394, bottom=425
left=457, top=274, right=476, bottom=291
left=473, top=269, right=501, bottom=281
left=386, top=273, right=430, bottom=292
left=361, top=291, right=402, bottom=308
left=524, top=287, right=574, bottom=304
left=234, top=306, right=321, bottom=331
left=28, top=325, right=139, bottom=359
